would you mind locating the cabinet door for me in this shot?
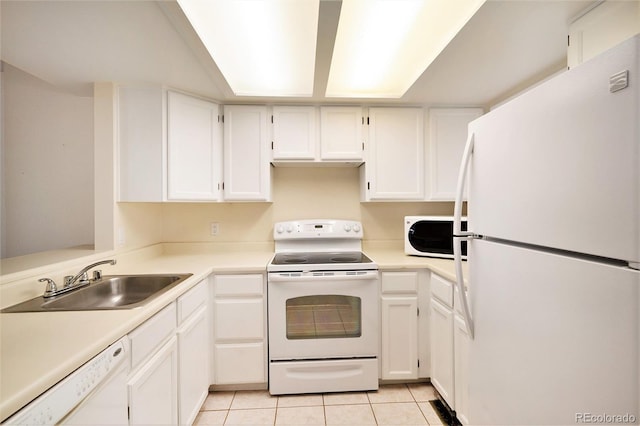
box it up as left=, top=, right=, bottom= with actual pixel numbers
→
left=430, top=298, right=454, bottom=408
left=272, top=106, right=317, bottom=160
left=167, top=91, right=222, bottom=201
left=320, top=106, right=363, bottom=160
left=454, top=314, right=470, bottom=425
left=118, top=86, right=165, bottom=202
left=428, top=108, right=483, bottom=201
left=381, top=296, right=418, bottom=380
left=223, top=105, right=271, bottom=201
left=364, top=107, right=424, bottom=200
left=178, top=308, right=209, bottom=426
left=568, top=1, right=640, bottom=69
left=128, top=337, right=178, bottom=425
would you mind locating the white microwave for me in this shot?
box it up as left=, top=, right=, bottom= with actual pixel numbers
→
left=404, top=216, right=467, bottom=259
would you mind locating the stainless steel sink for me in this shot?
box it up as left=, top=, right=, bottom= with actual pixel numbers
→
left=1, top=274, right=193, bottom=312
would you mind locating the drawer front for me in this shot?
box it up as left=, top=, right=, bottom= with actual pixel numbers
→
left=431, top=273, right=453, bottom=307
left=381, top=271, right=418, bottom=294
left=177, top=279, right=208, bottom=324
left=214, top=274, right=263, bottom=296
left=130, top=303, right=177, bottom=369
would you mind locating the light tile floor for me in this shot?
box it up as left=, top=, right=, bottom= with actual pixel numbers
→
left=194, top=383, right=446, bottom=425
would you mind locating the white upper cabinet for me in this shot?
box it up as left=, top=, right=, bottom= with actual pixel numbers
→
left=320, top=106, right=364, bottom=161
left=223, top=105, right=272, bottom=201
left=167, top=91, right=222, bottom=201
left=362, top=107, right=425, bottom=201
left=272, top=106, right=317, bottom=160
left=568, top=1, right=640, bottom=69
left=271, top=106, right=363, bottom=164
left=428, top=108, right=483, bottom=201
left=118, top=86, right=166, bottom=202
left=118, top=87, right=222, bottom=202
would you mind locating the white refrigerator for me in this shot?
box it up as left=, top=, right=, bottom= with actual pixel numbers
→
left=453, top=34, right=640, bottom=425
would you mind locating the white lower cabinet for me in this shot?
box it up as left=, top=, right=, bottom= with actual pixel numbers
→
left=177, top=280, right=210, bottom=425
left=380, top=270, right=430, bottom=380
left=429, top=272, right=470, bottom=424
left=211, top=274, right=267, bottom=386
left=430, top=297, right=454, bottom=405
left=453, top=313, right=470, bottom=425
left=128, top=337, right=179, bottom=425
left=127, top=278, right=210, bottom=425
left=128, top=303, right=179, bottom=425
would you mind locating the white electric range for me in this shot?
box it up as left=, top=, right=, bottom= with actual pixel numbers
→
left=267, top=219, right=379, bottom=395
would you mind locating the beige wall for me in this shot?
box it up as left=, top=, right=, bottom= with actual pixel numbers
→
left=148, top=167, right=455, bottom=245
left=1, top=65, right=94, bottom=258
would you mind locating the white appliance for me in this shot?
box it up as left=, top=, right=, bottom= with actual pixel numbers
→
left=452, top=35, right=640, bottom=425
left=4, top=338, right=129, bottom=425
left=267, top=219, right=379, bottom=395
left=404, top=215, right=467, bottom=259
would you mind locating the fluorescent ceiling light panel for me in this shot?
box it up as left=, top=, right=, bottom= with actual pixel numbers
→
left=326, top=0, right=486, bottom=98
left=177, top=0, right=319, bottom=97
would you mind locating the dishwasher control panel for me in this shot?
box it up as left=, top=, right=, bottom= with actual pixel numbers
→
left=4, top=337, right=129, bottom=425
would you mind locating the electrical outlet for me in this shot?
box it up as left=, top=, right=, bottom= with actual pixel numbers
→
left=210, top=222, right=220, bottom=236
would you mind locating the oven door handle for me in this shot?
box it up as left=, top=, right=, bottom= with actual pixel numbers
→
left=268, top=271, right=379, bottom=282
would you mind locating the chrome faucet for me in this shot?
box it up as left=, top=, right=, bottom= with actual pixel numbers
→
left=40, top=259, right=117, bottom=298
left=64, top=259, right=117, bottom=287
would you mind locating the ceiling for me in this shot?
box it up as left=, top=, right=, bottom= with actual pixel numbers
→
left=1, top=0, right=596, bottom=109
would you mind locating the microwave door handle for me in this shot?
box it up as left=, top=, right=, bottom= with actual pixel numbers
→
left=454, top=131, right=476, bottom=339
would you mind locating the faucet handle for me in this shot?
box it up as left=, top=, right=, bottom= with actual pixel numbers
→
left=93, top=270, right=103, bottom=280
left=39, top=278, right=58, bottom=297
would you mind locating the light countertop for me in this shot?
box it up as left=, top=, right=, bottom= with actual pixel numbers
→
left=0, top=243, right=463, bottom=421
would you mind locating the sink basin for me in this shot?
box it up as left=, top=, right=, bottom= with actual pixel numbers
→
left=1, top=274, right=193, bottom=312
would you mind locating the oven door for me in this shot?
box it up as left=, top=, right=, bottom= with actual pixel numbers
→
left=267, top=270, right=379, bottom=360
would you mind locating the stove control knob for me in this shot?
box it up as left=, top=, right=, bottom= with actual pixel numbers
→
left=286, top=225, right=294, bottom=233
left=353, top=224, right=361, bottom=233
left=276, top=225, right=284, bottom=234
left=344, top=224, right=352, bottom=232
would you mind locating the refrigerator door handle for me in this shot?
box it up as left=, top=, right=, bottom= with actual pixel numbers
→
left=454, top=131, right=475, bottom=339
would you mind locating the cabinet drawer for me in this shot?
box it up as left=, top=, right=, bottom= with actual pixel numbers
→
left=381, top=271, right=418, bottom=294
left=177, top=279, right=208, bottom=324
left=431, top=273, right=453, bottom=307
left=213, top=299, right=264, bottom=340
left=214, top=274, right=263, bottom=296
left=130, top=303, right=177, bottom=369
left=214, top=343, right=265, bottom=384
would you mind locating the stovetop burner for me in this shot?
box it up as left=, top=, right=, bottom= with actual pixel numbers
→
left=271, top=251, right=373, bottom=266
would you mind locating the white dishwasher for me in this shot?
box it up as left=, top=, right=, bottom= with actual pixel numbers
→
left=3, top=337, right=129, bottom=425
